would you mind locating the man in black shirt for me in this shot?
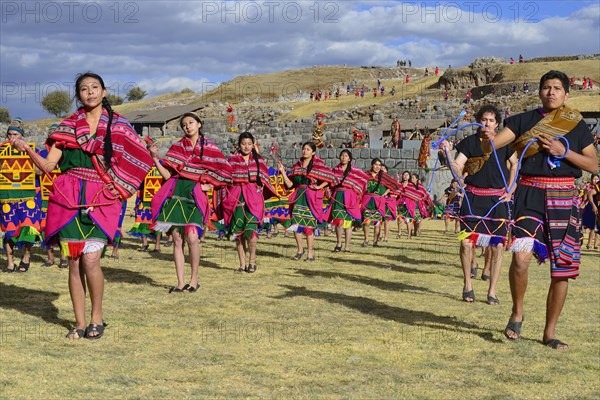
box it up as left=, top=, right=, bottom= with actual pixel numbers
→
left=482, top=70, right=597, bottom=350
left=442, top=105, right=517, bottom=306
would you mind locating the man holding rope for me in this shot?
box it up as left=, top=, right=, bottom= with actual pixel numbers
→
left=481, top=71, right=597, bottom=350
left=442, top=105, right=518, bottom=305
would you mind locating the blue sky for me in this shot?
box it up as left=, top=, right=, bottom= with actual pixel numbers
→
left=1, top=0, right=598, bottom=121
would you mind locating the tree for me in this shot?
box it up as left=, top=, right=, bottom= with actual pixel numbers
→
left=106, top=93, right=124, bottom=106
left=126, top=87, right=147, bottom=102
left=41, top=90, right=72, bottom=117
left=0, top=108, right=10, bottom=124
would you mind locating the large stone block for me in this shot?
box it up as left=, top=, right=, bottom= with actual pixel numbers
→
left=405, top=160, right=417, bottom=169
left=379, top=148, right=390, bottom=159
left=401, top=149, right=413, bottom=159
left=360, top=148, right=370, bottom=159
left=389, top=148, right=401, bottom=159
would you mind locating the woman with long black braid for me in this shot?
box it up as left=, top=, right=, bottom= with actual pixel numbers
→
left=278, top=142, right=337, bottom=261
left=11, top=72, right=153, bottom=340
left=150, top=113, right=231, bottom=292
left=360, top=158, right=399, bottom=246
left=222, top=132, right=277, bottom=272
left=328, top=149, right=369, bottom=252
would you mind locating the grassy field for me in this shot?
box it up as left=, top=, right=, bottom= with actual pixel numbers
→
left=1, top=215, right=599, bottom=399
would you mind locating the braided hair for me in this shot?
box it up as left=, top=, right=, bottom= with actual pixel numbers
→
left=179, top=112, right=204, bottom=159
left=238, top=131, right=262, bottom=187
left=101, top=97, right=114, bottom=166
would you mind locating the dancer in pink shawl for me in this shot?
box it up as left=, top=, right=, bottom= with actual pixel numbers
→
left=402, top=173, right=432, bottom=238
left=150, top=113, right=232, bottom=293
left=278, top=142, right=337, bottom=261
left=328, top=149, right=369, bottom=252
left=11, top=72, right=153, bottom=340
left=221, top=132, right=277, bottom=273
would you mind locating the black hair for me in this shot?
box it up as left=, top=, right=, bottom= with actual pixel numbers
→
left=411, top=173, right=420, bottom=189
left=475, top=105, right=501, bottom=125
left=75, top=72, right=113, bottom=166
left=338, top=149, right=353, bottom=186
left=302, top=141, right=317, bottom=175
left=238, top=131, right=262, bottom=187
left=179, top=112, right=204, bottom=159
left=539, top=70, right=570, bottom=93
left=371, top=158, right=384, bottom=186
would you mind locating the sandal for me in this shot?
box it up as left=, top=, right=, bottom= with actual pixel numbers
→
left=42, top=261, right=55, bottom=267
left=3, top=265, right=16, bottom=273
left=481, top=274, right=490, bottom=281
left=504, top=316, right=524, bottom=340
left=84, top=323, right=105, bottom=340
left=487, top=295, right=500, bottom=305
left=544, top=338, right=569, bottom=350
left=164, top=240, right=173, bottom=247
left=169, top=286, right=184, bottom=293
left=235, top=266, right=247, bottom=273
left=292, top=250, right=305, bottom=260
left=66, top=328, right=85, bottom=340
left=137, top=244, right=149, bottom=252
left=333, top=245, right=342, bottom=252
left=247, top=264, right=257, bottom=273
left=17, top=261, right=30, bottom=272
left=182, top=283, right=200, bottom=292
left=361, top=241, right=369, bottom=247
left=305, top=257, right=315, bottom=262
left=58, top=259, right=69, bottom=268
left=462, top=290, right=475, bottom=303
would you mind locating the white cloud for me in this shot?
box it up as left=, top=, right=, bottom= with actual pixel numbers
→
left=1, top=1, right=598, bottom=120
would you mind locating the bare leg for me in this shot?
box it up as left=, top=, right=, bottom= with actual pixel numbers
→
left=487, top=246, right=503, bottom=299
left=306, top=234, right=315, bottom=258
left=460, top=240, right=474, bottom=301
left=154, top=233, right=161, bottom=251
left=22, top=243, right=31, bottom=263
left=373, top=224, right=381, bottom=244
left=186, top=229, right=200, bottom=287
left=481, top=247, right=492, bottom=278
left=172, top=230, right=186, bottom=289
left=5, top=240, right=15, bottom=270
left=68, top=256, right=87, bottom=332
left=344, top=227, right=352, bottom=251
left=236, top=238, right=246, bottom=269
left=294, top=232, right=304, bottom=253
left=248, top=235, right=258, bottom=265
left=406, top=220, right=413, bottom=238
left=543, top=278, right=569, bottom=349
left=335, top=225, right=343, bottom=248
left=82, top=250, right=104, bottom=330
left=505, top=252, right=531, bottom=339
left=362, top=223, right=370, bottom=244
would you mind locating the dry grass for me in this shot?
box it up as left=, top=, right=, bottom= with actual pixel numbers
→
left=1, top=215, right=599, bottom=399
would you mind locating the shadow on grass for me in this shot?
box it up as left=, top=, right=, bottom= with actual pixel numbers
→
left=292, top=269, right=455, bottom=299
left=331, top=257, right=437, bottom=275
left=102, top=266, right=163, bottom=288
left=274, top=285, right=502, bottom=344
left=0, top=282, right=71, bottom=329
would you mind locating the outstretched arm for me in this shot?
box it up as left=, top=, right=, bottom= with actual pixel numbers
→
left=11, top=139, right=62, bottom=174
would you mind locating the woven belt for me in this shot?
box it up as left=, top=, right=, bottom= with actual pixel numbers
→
left=519, top=176, right=575, bottom=189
